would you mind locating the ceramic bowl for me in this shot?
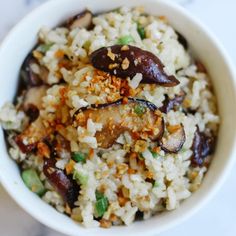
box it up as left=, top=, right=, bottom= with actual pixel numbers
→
left=0, top=0, right=236, bottom=235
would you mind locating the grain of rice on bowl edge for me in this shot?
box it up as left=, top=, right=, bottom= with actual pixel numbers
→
left=0, top=7, right=219, bottom=228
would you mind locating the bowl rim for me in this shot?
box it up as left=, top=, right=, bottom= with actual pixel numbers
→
left=1, top=0, right=236, bottom=235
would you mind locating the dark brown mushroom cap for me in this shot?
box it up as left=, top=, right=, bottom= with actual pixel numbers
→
left=21, top=54, right=49, bottom=87
left=65, top=10, right=93, bottom=30
left=90, top=45, right=180, bottom=86
left=159, top=91, right=186, bottom=113
left=43, top=158, right=79, bottom=208
left=191, top=126, right=215, bottom=166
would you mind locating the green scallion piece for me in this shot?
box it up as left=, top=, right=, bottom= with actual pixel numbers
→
left=153, top=181, right=159, bottom=188
left=95, top=191, right=108, bottom=217
left=117, top=35, right=134, bottom=45
left=72, top=152, right=86, bottom=163
left=134, top=104, right=146, bottom=116
left=73, top=171, right=88, bottom=185
left=137, top=24, right=146, bottom=39
left=148, top=147, right=159, bottom=158
left=37, top=43, right=54, bottom=53
left=22, top=169, right=46, bottom=196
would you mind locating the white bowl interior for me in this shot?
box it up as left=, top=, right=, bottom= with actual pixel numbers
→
left=0, top=0, right=236, bottom=235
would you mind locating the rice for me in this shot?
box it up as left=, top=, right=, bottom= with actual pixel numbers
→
left=0, top=6, right=219, bottom=228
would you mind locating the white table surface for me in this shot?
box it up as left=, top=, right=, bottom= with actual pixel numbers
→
left=1, top=0, right=236, bottom=235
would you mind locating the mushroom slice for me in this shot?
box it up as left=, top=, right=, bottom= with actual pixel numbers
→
left=14, top=117, right=50, bottom=153
left=73, top=98, right=164, bottom=149
left=160, top=124, right=186, bottom=153
left=23, top=85, right=47, bottom=122
left=176, top=31, right=188, bottom=50
left=43, top=158, right=79, bottom=208
left=21, top=54, right=49, bottom=87
left=159, top=91, right=186, bottom=113
left=66, top=10, right=93, bottom=30
left=90, top=45, right=179, bottom=86
left=191, top=126, right=215, bottom=166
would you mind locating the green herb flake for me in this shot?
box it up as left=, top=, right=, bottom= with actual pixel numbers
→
left=137, top=23, right=146, bottom=39
left=138, top=152, right=144, bottom=160
left=83, top=41, right=91, bottom=51
left=73, top=171, right=88, bottom=185
left=134, top=104, right=146, bottom=116
left=117, top=35, right=134, bottom=45
left=37, top=43, right=54, bottom=53
left=96, top=190, right=104, bottom=200
left=95, top=191, right=109, bottom=217
left=153, top=181, right=159, bottom=188
left=22, top=169, right=46, bottom=196
left=72, top=152, right=86, bottom=163
left=148, top=147, right=159, bottom=158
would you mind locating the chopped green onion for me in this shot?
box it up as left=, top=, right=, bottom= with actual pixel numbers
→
left=134, top=104, right=146, bottom=116
left=153, top=181, right=159, bottom=188
left=117, top=35, right=134, bottom=45
left=83, top=41, right=91, bottom=51
left=73, top=170, right=88, bottom=185
left=95, top=191, right=108, bottom=217
left=22, top=169, right=46, bottom=196
left=138, top=152, right=144, bottom=160
left=137, top=23, right=146, bottom=39
left=72, top=152, right=86, bottom=163
left=148, top=147, right=159, bottom=158
left=37, top=43, right=54, bottom=53
left=96, top=190, right=104, bottom=200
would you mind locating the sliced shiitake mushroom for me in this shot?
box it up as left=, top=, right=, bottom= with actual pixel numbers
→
left=176, top=31, right=188, bottom=50
left=66, top=10, right=93, bottom=30
left=73, top=98, right=164, bottom=149
left=90, top=45, right=180, bottom=86
left=50, top=134, right=71, bottom=159
left=195, top=60, right=207, bottom=73
left=191, top=126, right=215, bottom=166
left=43, top=158, right=79, bottom=208
left=23, top=85, right=47, bottom=122
left=159, top=91, right=186, bottom=113
left=160, top=124, right=186, bottom=153
left=21, top=54, right=49, bottom=87
left=14, top=117, right=50, bottom=153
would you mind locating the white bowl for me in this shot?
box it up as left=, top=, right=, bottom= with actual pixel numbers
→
left=0, top=0, right=236, bottom=235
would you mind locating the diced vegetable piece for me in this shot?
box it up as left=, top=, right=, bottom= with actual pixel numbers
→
left=134, top=104, right=146, bottom=116
left=22, top=169, right=46, bottom=196
left=96, top=190, right=104, bottom=200
left=73, top=170, right=88, bottom=185
left=90, top=45, right=179, bottom=86
left=95, top=191, right=109, bottom=217
left=37, top=43, right=54, bottom=53
left=148, top=147, right=159, bottom=158
left=117, top=35, right=134, bottom=45
left=72, top=152, right=86, bottom=163
left=153, top=181, right=159, bottom=188
left=137, top=24, right=145, bottom=39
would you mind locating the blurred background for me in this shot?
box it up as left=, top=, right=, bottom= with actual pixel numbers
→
left=0, top=0, right=236, bottom=235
